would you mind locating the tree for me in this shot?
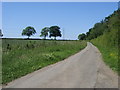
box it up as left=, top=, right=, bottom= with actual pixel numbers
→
left=40, top=27, right=49, bottom=39
left=0, top=29, right=3, bottom=37
left=22, top=26, right=36, bottom=39
left=78, top=33, right=86, bottom=40
left=119, top=1, right=120, bottom=9
left=49, top=26, right=62, bottom=40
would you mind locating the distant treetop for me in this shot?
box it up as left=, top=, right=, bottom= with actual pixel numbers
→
left=22, top=26, right=36, bottom=39
left=49, top=26, right=62, bottom=40
left=0, top=29, right=3, bottom=37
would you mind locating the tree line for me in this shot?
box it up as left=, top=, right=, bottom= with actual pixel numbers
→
left=78, top=9, right=120, bottom=41
left=22, top=25, right=62, bottom=40
left=0, top=26, right=62, bottom=40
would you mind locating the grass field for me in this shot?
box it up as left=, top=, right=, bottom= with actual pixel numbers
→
left=2, top=39, right=86, bottom=84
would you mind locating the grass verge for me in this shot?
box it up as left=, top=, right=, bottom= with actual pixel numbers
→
left=91, top=41, right=118, bottom=73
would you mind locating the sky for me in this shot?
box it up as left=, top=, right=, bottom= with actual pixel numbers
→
left=2, top=2, right=118, bottom=40
left=1, top=0, right=120, bottom=2
left=0, top=2, right=2, bottom=30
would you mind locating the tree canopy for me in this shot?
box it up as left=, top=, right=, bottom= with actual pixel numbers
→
left=0, top=29, right=3, bottom=37
left=49, top=26, right=62, bottom=40
left=78, top=9, right=120, bottom=43
left=78, top=33, right=86, bottom=40
left=40, top=27, right=49, bottom=39
left=22, top=26, right=36, bottom=39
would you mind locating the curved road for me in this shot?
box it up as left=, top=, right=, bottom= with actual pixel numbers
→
left=4, top=42, right=118, bottom=88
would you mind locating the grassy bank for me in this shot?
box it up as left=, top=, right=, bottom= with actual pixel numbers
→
left=87, top=9, right=119, bottom=75
left=92, top=42, right=118, bottom=72
left=2, top=39, right=86, bottom=84
left=91, top=31, right=118, bottom=73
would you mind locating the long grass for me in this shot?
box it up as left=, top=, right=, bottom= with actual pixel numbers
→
left=92, top=42, right=118, bottom=72
left=91, top=31, right=118, bottom=74
left=2, top=39, right=86, bottom=84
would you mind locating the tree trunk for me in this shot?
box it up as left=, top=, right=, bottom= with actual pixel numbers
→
left=44, top=36, right=46, bottom=40
left=54, top=37, right=56, bottom=40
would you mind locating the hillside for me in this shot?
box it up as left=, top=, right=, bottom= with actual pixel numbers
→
left=78, top=9, right=120, bottom=74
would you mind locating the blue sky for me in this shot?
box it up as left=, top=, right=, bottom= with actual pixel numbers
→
left=2, top=2, right=118, bottom=40
left=0, top=2, right=2, bottom=30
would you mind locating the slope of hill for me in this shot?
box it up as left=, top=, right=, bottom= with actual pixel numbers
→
left=79, top=9, right=120, bottom=74
left=91, top=9, right=120, bottom=74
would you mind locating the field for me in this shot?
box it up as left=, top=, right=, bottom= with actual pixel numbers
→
left=2, top=39, right=86, bottom=84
